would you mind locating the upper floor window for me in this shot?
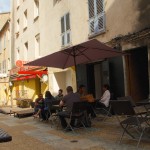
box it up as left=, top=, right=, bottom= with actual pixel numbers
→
left=17, top=19, right=19, bottom=32
left=34, top=0, right=39, bottom=20
left=88, top=0, right=105, bottom=37
left=24, top=42, right=28, bottom=60
left=7, top=29, right=10, bottom=41
left=23, top=10, right=28, bottom=30
left=61, top=13, right=71, bottom=47
left=35, top=34, right=40, bottom=58
left=4, top=33, right=6, bottom=49
left=17, top=0, right=20, bottom=9
left=8, top=58, right=11, bottom=71
left=2, top=60, right=6, bottom=73
left=16, top=48, right=20, bottom=60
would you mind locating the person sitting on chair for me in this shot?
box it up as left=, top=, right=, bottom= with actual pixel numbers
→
left=42, top=91, right=56, bottom=120
left=77, top=84, right=87, bottom=97
left=98, top=84, right=110, bottom=108
left=58, top=86, right=81, bottom=129
left=55, top=89, right=63, bottom=101
left=33, top=94, right=44, bottom=118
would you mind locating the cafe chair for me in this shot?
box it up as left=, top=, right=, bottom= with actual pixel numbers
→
left=65, top=101, right=88, bottom=132
left=44, top=101, right=58, bottom=127
left=94, top=100, right=112, bottom=121
left=110, top=100, right=150, bottom=148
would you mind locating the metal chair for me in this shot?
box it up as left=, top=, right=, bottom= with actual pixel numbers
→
left=94, top=100, right=112, bottom=121
left=110, top=100, right=150, bottom=148
left=65, top=101, right=88, bottom=132
left=44, top=101, right=58, bottom=127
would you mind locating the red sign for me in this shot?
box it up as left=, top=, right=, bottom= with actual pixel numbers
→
left=15, top=60, right=29, bottom=67
left=10, top=60, right=41, bottom=75
left=16, top=60, right=23, bottom=67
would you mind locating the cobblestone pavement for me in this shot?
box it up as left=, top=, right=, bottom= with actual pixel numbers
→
left=0, top=113, right=150, bottom=150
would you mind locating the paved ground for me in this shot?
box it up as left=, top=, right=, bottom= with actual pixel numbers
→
left=0, top=110, right=150, bottom=150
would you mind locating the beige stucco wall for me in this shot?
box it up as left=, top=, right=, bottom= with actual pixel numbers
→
left=13, top=0, right=40, bottom=61
left=11, top=0, right=150, bottom=96
left=96, top=0, right=149, bottom=44
left=0, top=13, right=11, bottom=106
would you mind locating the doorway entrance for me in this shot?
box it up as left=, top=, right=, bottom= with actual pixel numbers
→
left=125, top=47, right=149, bottom=102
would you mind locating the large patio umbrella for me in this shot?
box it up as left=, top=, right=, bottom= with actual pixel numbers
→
left=26, top=39, right=125, bottom=71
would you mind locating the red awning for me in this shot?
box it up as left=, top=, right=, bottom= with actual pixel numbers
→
left=12, top=74, right=40, bottom=81
left=18, top=70, right=47, bottom=75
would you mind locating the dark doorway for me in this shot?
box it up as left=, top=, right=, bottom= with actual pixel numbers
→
left=109, top=56, right=125, bottom=99
left=86, top=64, right=95, bottom=97
left=126, top=47, right=149, bottom=102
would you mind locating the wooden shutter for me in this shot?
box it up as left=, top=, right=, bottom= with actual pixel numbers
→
left=61, top=13, right=71, bottom=46
left=88, top=0, right=105, bottom=36
left=61, top=16, right=65, bottom=46
left=66, top=13, right=70, bottom=44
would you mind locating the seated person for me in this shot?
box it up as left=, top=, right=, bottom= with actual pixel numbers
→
left=42, top=90, right=56, bottom=120
left=55, top=89, right=63, bottom=101
left=33, top=94, right=44, bottom=118
left=77, top=84, right=86, bottom=97
left=98, top=84, right=110, bottom=108
left=58, top=86, right=81, bottom=129
left=77, top=84, right=96, bottom=118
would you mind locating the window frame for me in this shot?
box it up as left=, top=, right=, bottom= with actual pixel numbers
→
left=35, top=34, right=40, bottom=58
left=34, top=0, right=39, bottom=21
left=88, top=0, right=105, bottom=37
left=24, top=42, right=28, bottom=61
left=23, top=10, right=28, bottom=31
left=61, top=12, right=71, bottom=47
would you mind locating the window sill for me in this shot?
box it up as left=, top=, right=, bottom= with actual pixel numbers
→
left=23, top=27, right=27, bottom=32
left=34, top=16, right=39, bottom=23
left=61, top=43, right=72, bottom=50
left=88, top=30, right=106, bottom=39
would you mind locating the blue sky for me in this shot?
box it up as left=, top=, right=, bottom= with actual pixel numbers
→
left=0, top=0, right=10, bottom=13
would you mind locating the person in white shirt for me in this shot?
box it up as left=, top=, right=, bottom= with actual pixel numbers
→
left=99, top=84, right=110, bottom=107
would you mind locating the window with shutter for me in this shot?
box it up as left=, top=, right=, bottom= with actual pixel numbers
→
left=24, top=10, right=27, bottom=30
left=88, top=0, right=105, bottom=36
left=61, top=13, right=71, bottom=47
left=3, top=60, right=6, bottom=73
left=4, top=33, right=6, bottom=49
left=2, top=60, right=6, bottom=73
left=24, top=42, right=28, bottom=60
left=35, top=34, right=40, bottom=58
left=34, top=0, right=39, bottom=19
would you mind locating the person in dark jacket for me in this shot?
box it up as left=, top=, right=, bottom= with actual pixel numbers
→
left=42, top=91, right=56, bottom=120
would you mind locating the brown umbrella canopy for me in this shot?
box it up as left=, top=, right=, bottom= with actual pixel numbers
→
left=26, top=39, right=125, bottom=69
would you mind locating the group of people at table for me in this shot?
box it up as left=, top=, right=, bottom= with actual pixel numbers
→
left=33, top=84, right=110, bottom=129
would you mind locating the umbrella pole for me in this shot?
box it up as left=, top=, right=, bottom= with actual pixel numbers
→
left=73, top=49, right=78, bottom=89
